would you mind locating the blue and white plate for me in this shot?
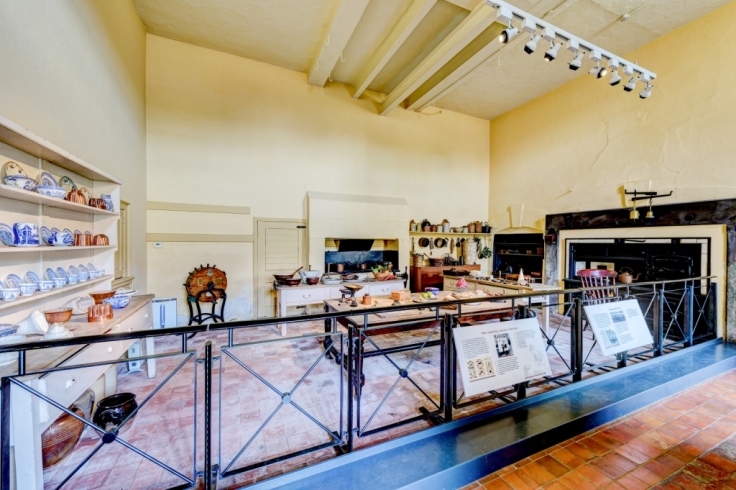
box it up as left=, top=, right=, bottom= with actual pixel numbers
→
left=25, top=271, right=40, bottom=284
left=59, top=176, right=77, bottom=192
left=55, top=267, right=68, bottom=279
left=68, top=265, right=79, bottom=276
left=5, top=274, right=22, bottom=288
left=0, top=223, right=13, bottom=246
left=40, top=226, right=52, bottom=245
left=87, top=263, right=96, bottom=272
left=78, top=264, right=88, bottom=274
left=45, top=268, right=57, bottom=280
left=37, top=171, right=58, bottom=187
left=101, top=194, right=114, bottom=212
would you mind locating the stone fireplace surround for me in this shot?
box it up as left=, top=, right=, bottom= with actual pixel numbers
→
left=544, top=198, right=736, bottom=341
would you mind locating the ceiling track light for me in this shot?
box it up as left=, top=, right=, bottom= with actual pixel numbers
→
left=639, top=83, right=653, bottom=99
left=524, top=34, right=542, bottom=54
left=487, top=0, right=657, bottom=98
left=544, top=42, right=561, bottom=62
left=499, top=23, right=519, bottom=44
left=569, top=51, right=584, bottom=71
left=624, top=76, right=639, bottom=92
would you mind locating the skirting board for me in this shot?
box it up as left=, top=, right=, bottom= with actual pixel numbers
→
left=146, top=201, right=251, bottom=215
left=147, top=233, right=253, bottom=243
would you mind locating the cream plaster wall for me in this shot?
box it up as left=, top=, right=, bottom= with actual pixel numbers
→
left=0, top=0, right=148, bottom=291
left=145, top=35, right=490, bottom=321
left=488, top=0, right=736, bottom=232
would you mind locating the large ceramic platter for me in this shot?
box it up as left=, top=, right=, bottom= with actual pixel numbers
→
left=59, top=176, right=77, bottom=192
left=2, top=161, right=26, bottom=178
left=5, top=274, right=22, bottom=288
left=25, top=271, right=40, bottom=284
left=0, top=223, right=13, bottom=246
left=37, top=171, right=58, bottom=187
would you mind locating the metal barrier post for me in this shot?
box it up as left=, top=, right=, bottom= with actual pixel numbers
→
left=204, top=341, right=214, bottom=490
left=708, top=283, right=718, bottom=338
left=684, top=284, right=694, bottom=347
left=443, top=313, right=454, bottom=422
left=572, top=298, right=583, bottom=382
left=654, top=290, right=664, bottom=356
left=1, top=377, right=10, bottom=490
left=346, top=326, right=354, bottom=452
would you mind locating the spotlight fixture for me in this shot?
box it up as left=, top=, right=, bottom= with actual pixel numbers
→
left=499, top=25, right=519, bottom=43
left=609, top=68, right=621, bottom=86
left=639, top=83, right=653, bottom=99
left=569, top=51, right=584, bottom=70
left=624, top=76, right=638, bottom=92
left=589, top=62, right=607, bottom=79
left=544, top=42, right=561, bottom=62
left=524, top=34, right=542, bottom=54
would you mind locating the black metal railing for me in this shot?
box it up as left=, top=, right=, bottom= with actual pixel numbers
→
left=0, top=276, right=717, bottom=489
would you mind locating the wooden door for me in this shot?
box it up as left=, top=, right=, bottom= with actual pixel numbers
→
left=255, top=220, right=307, bottom=318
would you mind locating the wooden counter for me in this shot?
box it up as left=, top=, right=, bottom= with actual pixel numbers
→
left=409, top=265, right=480, bottom=292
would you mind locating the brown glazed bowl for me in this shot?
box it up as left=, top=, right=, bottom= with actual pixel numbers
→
left=305, top=277, right=320, bottom=285
left=88, top=303, right=114, bottom=322
left=41, top=405, right=85, bottom=468
left=280, top=278, right=302, bottom=286
left=89, top=291, right=116, bottom=304
left=43, top=308, right=73, bottom=325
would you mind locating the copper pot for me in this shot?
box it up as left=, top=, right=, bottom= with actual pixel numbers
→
left=65, top=190, right=86, bottom=205
left=89, top=291, right=115, bottom=304
left=74, top=232, right=85, bottom=246
left=92, top=234, right=109, bottom=246
left=88, top=198, right=106, bottom=209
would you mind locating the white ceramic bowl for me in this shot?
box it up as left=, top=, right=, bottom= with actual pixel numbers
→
left=53, top=277, right=66, bottom=288
left=18, top=283, right=37, bottom=296
left=0, top=288, right=20, bottom=301
left=38, top=280, right=54, bottom=292
left=67, top=274, right=79, bottom=285
left=4, top=175, right=36, bottom=190
left=36, top=185, right=66, bottom=199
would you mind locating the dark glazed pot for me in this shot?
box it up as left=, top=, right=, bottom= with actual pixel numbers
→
left=93, top=392, right=137, bottom=434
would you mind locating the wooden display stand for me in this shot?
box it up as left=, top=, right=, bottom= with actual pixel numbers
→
left=184, top=264, right=227, bottom=325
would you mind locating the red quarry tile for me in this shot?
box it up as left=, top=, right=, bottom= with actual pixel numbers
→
left=642, top=458, right=677, bottom=479
left=665, top=443, right=702, bottom=464
left=663, top=472, right=710, bottom=490
left=501, top=470, right=539, bottom=490
left=701, top=451, right=736, bottom=473
left=628, top=436, right=667, bottom=458
left=704, top=419, right=736, bottom=439
left=578, top=437, right=610, bottom=456
left=517, top=461, right=557, bottom=486
left=542, top=481, right=569, bottom=490
left=478, top=473, right=500, bottom=485
left=603, top=482, right=627, bottom=490
left=639, top=431, right=677, bottom=451
left=482, top=478, right=513, bottom=490
left=536, top=455, right=570, bottom=478
left=556, top=471, right=597, bottom=490
left=458, top=483, right=480, bottom=490
left=685, top=458, right=733, bottom=482
left=599, top=452, right=638, bottom=473
left=590, top=456, right=628, bottom=480
left=676, top=412, right=717, bottom=430
left=550, top=447, right=586, bottom=469
left=565, top=442, right=598, bottom=462
left=590, top=432, right=623, bottom=451
left=614, top=442, right=652, bottom=465
left=614, top=472, right=650, bottom=490
left=653, top=452, right=687, bottom=473
left=575, top=464, right=613, bottom=487
left=685, top=431, right=723, bottom=452
left=630, top=465, right=663, bottom=486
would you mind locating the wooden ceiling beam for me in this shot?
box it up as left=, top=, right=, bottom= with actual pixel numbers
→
left=378, top=1, right=500, bottom=116
left=308, top=0, right=371, bottom=87
left=352, top=0, right=438, bottom=99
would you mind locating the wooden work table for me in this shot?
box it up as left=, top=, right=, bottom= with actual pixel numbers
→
left=409, top=264, right=481, bottom=292
left=6, top=295, right=156, bottom=490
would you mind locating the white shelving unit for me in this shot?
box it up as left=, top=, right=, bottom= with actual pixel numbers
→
left=0, top=116, right=120, bottom=324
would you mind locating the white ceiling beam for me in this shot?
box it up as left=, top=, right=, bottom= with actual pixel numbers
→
left=406, top=23, right=505, bottom=111
left=444, top=0, right=482, bottom=11
left=308, top=0, right=371, bottom=87
left=379, top=1, right=501, bottom=116
left=352, top=0, right=438, bottom=99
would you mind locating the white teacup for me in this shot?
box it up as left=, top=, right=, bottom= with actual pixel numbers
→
left=16, top=310, right=49, bottom=336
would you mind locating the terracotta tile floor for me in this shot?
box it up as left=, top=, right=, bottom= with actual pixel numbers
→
left=459, top=368, right=736, bottom=490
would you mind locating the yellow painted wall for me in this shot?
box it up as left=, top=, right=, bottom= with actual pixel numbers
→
left=488, top=0, right=736, bottom=232
left=0, top=0, right=148, bottom=290
left=146, top=35, right=490, bottom=321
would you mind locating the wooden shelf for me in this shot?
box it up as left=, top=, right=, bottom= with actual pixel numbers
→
left=0, top=184, right=118, bottom=216
left=0, top=116, right=120, bottom=184
left=0, top=245, right=114, bottom=254
left=410, top=232, right=492, bottom=236
left=0, top=275, right=113, bottom=311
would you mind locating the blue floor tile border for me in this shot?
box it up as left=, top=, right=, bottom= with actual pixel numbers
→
left=244, top=339, right=736, bottom=490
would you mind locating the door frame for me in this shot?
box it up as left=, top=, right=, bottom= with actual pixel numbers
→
left=253, top=217, right=308, bottom=318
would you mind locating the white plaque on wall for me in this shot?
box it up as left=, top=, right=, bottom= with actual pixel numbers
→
left=453, top=318, right=552, bottom=397
left=583, top=299, right=654, bottom=356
